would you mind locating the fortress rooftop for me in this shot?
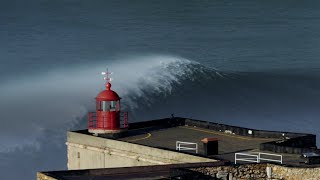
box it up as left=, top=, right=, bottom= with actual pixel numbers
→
left=75, top=117, right=318, bottom=166
left=38, top=117, right=320, bottom=180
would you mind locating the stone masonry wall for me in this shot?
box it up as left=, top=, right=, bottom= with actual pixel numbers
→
left=192, top=164, right=268, bottom=180
left=270, top=164, right=320, bottom=180
left=192, top=164, right=320, bottom=180
left=37, top=172, right=58, bottom=180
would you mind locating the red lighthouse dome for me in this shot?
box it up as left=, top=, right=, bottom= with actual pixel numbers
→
left=88, top=71, right=128, bottom=138
left=96, top=82, right=120, bottom=101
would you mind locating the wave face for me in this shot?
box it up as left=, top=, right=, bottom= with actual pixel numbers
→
left=0, top=55, right=223, bottom=179
left=1, top=54, right=320, bottom=179
left=129, top=60, right=320, bottom=138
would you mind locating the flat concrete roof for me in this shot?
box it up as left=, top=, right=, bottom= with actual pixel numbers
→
left=40, top=118, right=320, bottom=179
left=119, top=125, right=278, bottom=162
left=73, top=117, right=319, bottom=167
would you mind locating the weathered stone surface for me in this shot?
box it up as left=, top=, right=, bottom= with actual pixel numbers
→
left=270, top=164, right=320, bottom=180
left=191, top=163, right=268, bottom=180
left=191, top=163, right=320, bottom=180
left=37, top=172, right=57, bottom=180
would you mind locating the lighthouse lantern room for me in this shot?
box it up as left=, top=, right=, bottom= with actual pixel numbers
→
left=88, top=70, right=128, bottom=138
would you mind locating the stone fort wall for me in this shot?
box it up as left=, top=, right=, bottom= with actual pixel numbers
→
left=192, top=163, right=320, bottom=180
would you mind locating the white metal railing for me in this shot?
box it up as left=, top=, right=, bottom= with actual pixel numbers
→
left=235, top=153, right=259, bottom=164
left=176, top=141, right=198, bottom=154
left=235, top=152, right=282, bottom=164
left=258, top=152, right=282, bottom=164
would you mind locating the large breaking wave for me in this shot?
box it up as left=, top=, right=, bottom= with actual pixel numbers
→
left=0, top=55, right=224, bottom=179
left=1, top=54, right=320, bottom=179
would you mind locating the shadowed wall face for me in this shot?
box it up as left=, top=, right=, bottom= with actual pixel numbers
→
left=66, top=131, right=216, bottom=170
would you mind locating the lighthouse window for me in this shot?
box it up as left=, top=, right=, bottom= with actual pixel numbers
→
left=110, top=101, right=116, bottom=110
left=100, top=101, right=110, bottom=111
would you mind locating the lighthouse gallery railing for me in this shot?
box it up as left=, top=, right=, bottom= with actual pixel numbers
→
left=88, top=111, right=128, bottom=129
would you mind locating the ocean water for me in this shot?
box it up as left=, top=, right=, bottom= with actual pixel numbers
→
left=1, top=0, right=320, bottom=179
